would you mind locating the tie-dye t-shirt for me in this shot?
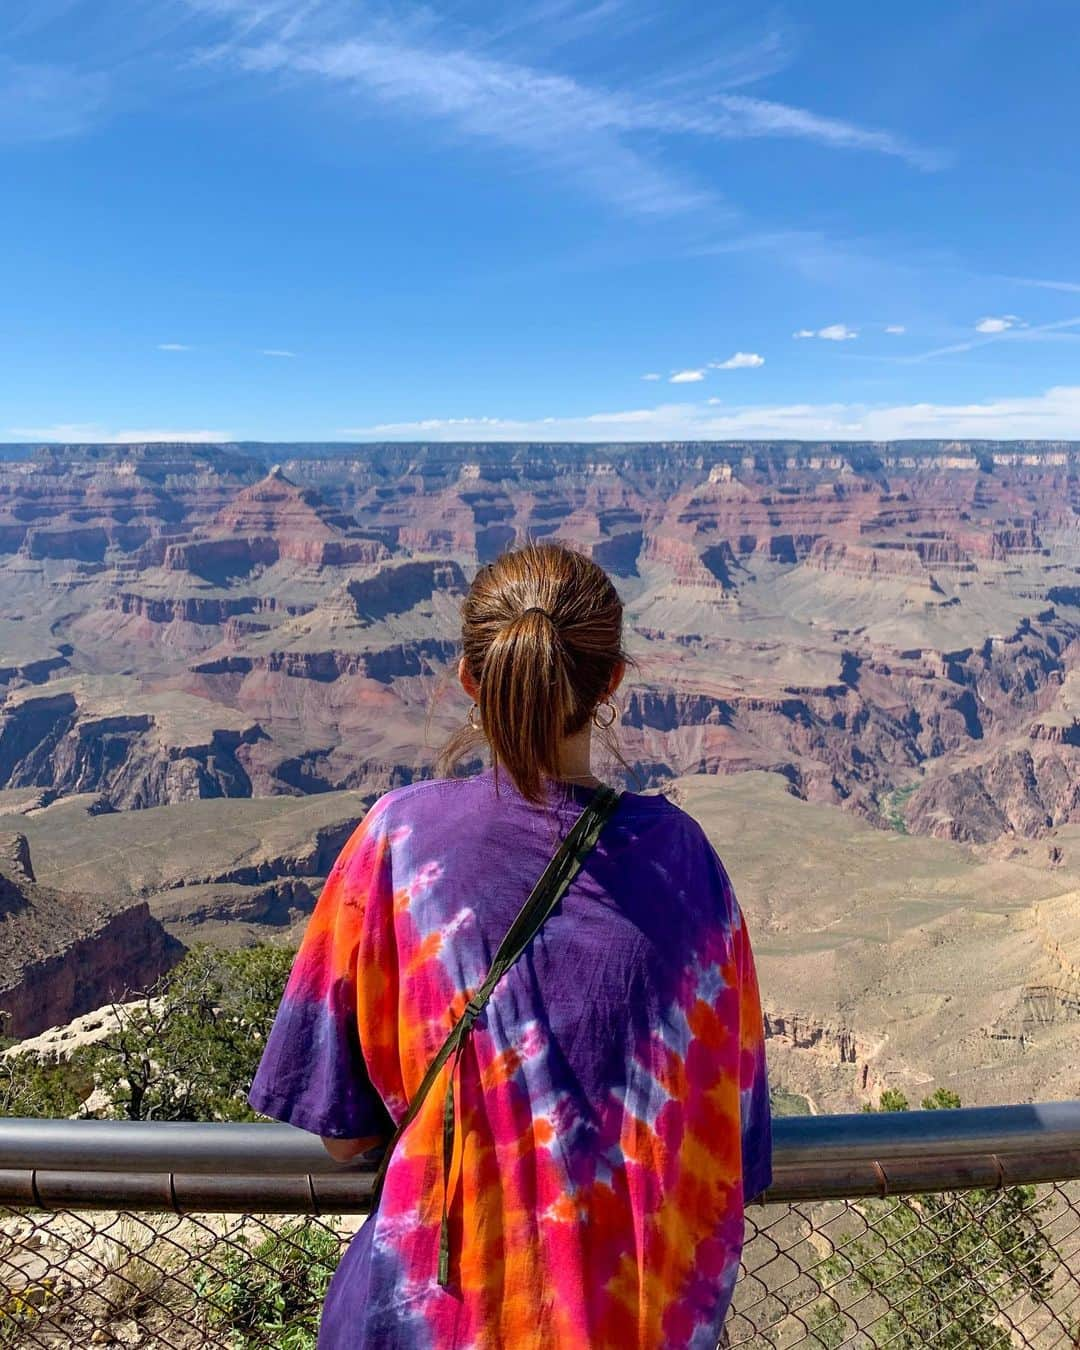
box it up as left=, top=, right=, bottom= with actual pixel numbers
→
left=250, top=771, right=771, bottom=1349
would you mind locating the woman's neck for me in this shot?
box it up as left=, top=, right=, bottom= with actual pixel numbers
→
left=555, top=728, right=598, bottom=784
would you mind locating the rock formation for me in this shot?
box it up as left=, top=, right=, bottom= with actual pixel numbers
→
left=4, top=440, right=1080, bottom=835
left=0, top=832, right=180, bottom=1038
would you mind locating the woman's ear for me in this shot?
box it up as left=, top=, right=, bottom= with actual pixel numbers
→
left=458, top=656, right=480, bottom=702
left=607, top=660, right=626, bottom=698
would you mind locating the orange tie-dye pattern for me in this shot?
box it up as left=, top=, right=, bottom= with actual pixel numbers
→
left=252, top=782, right=771, bottom=1348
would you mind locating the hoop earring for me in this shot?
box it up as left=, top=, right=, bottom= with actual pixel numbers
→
left=467, top=703, right=482, bottom=731
left=592, top=700, right=618, bottom=730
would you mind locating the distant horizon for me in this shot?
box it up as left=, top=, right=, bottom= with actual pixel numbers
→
left=5, top=436, right=1080, bottom=452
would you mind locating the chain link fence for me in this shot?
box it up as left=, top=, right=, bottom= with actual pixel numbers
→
left=1, top=1180, right=1079, bottom=1348
left=731, top=1180, right=1080, bottom=1348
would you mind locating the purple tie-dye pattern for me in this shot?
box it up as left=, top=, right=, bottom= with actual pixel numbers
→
left=250, top=771, right=771, bottom=1348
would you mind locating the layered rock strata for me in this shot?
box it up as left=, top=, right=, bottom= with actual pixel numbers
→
left=0, top=833, right=180, bottom=1038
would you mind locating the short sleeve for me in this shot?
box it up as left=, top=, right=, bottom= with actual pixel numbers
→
left=733, top=899, right=772, bottom=1202
left=249, top=799, right=396, bottom=1143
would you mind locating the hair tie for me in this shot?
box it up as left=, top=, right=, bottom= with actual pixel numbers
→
left=522, top=606, right=551, bottom=620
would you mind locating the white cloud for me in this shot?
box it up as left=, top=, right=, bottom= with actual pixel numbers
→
left=708, top=95, right=946, bottom=171
left=342, top=384, right=1080, bottom=442
left=261, top=348, right=296, bottom=357
left=711, top=352, right=764, bottom=369
left=670, top=369, right=706, bottom=383
left=226, top=33, right=708, bottom=217
left=7, top=423, right=231, bottom=443
left=975, top=315, right=1021, bottom=334
left=158, top=342, right=192, bottom=351
left=885, top=324, right=906, bottom=334
left=911, top=314, right=1080, bottom=362
left=348, top=414, right=517, bottom=434
left=794, top=324, right=858, bottom=341
left=0, top=58, right=109, bottom=144
left=200, top=3, right=942, bottom=217
left=641, top=372, right=661, bottom=381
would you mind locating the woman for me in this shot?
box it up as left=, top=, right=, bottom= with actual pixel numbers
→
left=250, top=542, right=771, bottom=1348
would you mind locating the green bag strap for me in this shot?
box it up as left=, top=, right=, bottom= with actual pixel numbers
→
left=367, top=784, right=622, bottom=1287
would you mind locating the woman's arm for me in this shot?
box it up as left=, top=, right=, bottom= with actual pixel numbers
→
left=248, top=799, right=397, bottom=1149
left=321, top=1134, right=382, bottom=1162
left=733, top=898, right=772, bottom=1204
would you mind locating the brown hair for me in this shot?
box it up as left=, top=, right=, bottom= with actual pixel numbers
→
left=439, top=542, right=627, bottom=803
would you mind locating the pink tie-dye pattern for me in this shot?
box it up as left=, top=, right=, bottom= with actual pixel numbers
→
left=252, top=778, right=770, bottom=1348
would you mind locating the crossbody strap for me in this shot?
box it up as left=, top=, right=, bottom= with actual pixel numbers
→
left=368, top=783, right=622, bottom=1286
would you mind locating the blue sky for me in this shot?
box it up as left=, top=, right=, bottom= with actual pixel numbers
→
left=2, top=0, right=1080, bottom=442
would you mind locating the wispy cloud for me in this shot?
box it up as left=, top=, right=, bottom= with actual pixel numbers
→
left=645, top=24, right=797, bottom=93
left=794, top=323, right=858, bottom=341
left=261, top=348, right=296, bottom=357
left=909, top=314, right=1080, bottom=362
left=975, top=314, right=1021, bottom=334
left=0, top=57, right=109, bottom=143
left=693, top=227, right=926, bottom=291
left=710, top=351, right=764, bottom=369
left=640, top=372, right=661, bottom=381
left=1002, top=276, right=1080, bottom=295
left=197, top=1, right=943, bottom=217
left=669, top=369, right=705, bottom=383
left=703, top=95, right=946, bottom=171
left=885, top=324, right=906, bottom=334
left=6, top=423, right=231, bottom=442
left=226, top=32, right=709, bottom=216
left=158, top=342, right=193, bottom=351
left=343, top=384, right=1080, bottom=441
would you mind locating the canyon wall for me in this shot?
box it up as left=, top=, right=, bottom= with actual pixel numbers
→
left=4, top=440, right=1080, bottom=842
left=0, top=831, right=181, bottom=1038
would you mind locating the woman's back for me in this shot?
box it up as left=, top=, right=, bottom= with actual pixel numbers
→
left=251, top=769, right=771, bottom=1348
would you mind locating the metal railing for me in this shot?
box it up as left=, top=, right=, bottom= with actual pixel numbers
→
left=0, top=1103, right=1078, bottom=1346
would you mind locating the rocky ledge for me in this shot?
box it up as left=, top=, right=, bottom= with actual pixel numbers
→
left=0, top=831, right=181, bottom=1038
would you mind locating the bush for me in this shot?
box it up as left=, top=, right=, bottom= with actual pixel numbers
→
left=196, top=1221, right=342, bottom=1349
left=814, top=1089, right=1055, bottom=1348
left=0, top=943, right=293, bottom=1121
left=0, top=1045, right=99, bottom=1118
left=93, top=944, right=293, bottom=1122
left=0, top=1279, right=58, bottom=1346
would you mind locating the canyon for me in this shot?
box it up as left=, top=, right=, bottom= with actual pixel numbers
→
left=0, top=439, right=1079, bottom=1105
left=5, top=440, right=1080, bottom=838
left=0, top=824, right=180, bottom=1038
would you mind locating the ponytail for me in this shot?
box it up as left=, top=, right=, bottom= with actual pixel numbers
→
left=438, top=543, right=626, bottom=803
left=478, top=607, right=576, bottom=803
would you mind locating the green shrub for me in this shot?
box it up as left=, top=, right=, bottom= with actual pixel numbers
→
left=0, top=1279, right=58, bottom=1346
left=815, top=1089, right=1055, bottom=1348
left=769, top=1087, right=812, bottom=1116
left=0, top=1045, right=99, bottom=1118
left=1, top=944, right=294, bottom=1122
left=196, top=1221, right=342, bottom=1349
left=93, top=943, right=294, bottom=1122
